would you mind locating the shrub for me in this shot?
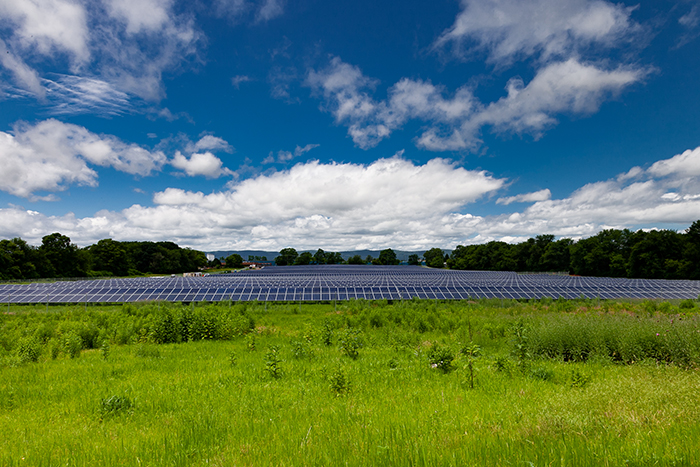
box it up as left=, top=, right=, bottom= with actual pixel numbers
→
left=338, top=328, right=362, bottom=360
left=427, top=342, right=455, bottom=373
left=16, top=337, right=41, bottom=363
left=329, top=366, right=350, bottom=396
left=63, top=332, right=83, bottom=359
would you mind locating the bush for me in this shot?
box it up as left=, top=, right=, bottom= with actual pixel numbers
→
left=16, top=337, right=41, bottom=363
left=427, top=342, right=455, bottom=373
left=63, top=332, right=83, bottom=359
left=329, top=366, right=350, bottom=396
left=338, top=328, right=362, bottom=359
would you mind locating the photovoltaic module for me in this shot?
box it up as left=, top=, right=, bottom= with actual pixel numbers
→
left=1, top=265, right=699, bottom=304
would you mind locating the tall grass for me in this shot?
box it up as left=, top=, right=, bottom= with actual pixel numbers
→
left=1, top=298, right=699, bottom=466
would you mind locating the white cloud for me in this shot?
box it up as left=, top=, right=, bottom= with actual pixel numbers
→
left=0, top=0, right=200, bottom=103
left=308, top=56, right=646, bottom=151
left=3, top=147, right=700, bottom=250
left=0, top=39, right=45, bottom=98
left=231, top=75, right=252, bottom=88
left=435, top=0, right=639, bottom=64
left=256, top=0, right=284, bottom=22
left=187, top=135, right=234, bottom=154
left=43, top=74, right=131, bottom=115
left=648, top=147, right=700, bottom=177
left=170, top=151, right=234, bottom=178
left=0, top=119, right=166, bottom=199
left=273, top=143, right=320, bottom=163
left=214, top=0, right=285, bottom=23
left=0, top=157, right=505, bottom=249
left=0, top=0, right=90, bottom=64
left=497, top=189, right=551, bottom=205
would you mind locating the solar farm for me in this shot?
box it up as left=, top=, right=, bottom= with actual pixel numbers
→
left=2, top=265, right=700, bottom=304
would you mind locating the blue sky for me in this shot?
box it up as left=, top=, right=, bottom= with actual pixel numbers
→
left=1, top=0, right=700, bottom=252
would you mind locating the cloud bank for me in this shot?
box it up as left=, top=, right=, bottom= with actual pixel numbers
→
left=2, top=147, right=700, bottom=251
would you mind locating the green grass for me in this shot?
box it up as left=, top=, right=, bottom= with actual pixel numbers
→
left=1, top=299, right=700, bottom=466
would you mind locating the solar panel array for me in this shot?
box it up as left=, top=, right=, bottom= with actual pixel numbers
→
left=1, top=265, right=699, bottom=304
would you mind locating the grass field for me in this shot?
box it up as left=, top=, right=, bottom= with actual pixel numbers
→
left=2, top=298, right=700, bottom=466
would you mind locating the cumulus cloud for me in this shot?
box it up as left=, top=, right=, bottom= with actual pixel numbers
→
left=307, top=56, right=646, bottom=151
left=497, top=189, right=551, bottom=205
left=3, top=147, right=700, bottom=250
left=0, top=0, right=199, bottom=103
left=434, top=0, right=640, bottom=64
left=0, top=157, right=505, bottom=249
left=0, top=119, right=166, bottom=199
left=170, top=151, right=234, bottom=178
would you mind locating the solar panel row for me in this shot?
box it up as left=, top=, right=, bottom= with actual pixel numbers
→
left=1, top=265, right=699, bottom=304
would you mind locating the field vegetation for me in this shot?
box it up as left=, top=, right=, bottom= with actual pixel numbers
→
left=2, top=298, right=700, bottom=466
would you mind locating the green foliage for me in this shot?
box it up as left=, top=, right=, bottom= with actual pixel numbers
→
left=529, top=366, right=555, bottom=381
left=328, top=365, right=350, bottom=396
left=275, top=248, right=298, bottom=266
left=427, top=342, right=455, bottom=373
left=568, top=368, right=591, bottom=388
left=264, top=345, right=282, bottom=378
left=99, top=395, right=133, bottom=418
left=16, top=337, right=41, bottom=363
left=62, top=332, right=82, bottom=359
left=338, top=328, right=362, bottom=359
left=423, top=248, right=445, bottom=268
left=225, top=253, right=243, bottom=269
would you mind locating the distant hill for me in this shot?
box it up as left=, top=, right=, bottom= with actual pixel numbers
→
left=207, top=249, right=453, bottom=262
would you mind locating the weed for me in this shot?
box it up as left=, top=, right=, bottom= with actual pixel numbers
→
left=568, top=368, right=591, bottom=388
left=291, top=339, right=313, bottom=360
left=265, top=345, right=282, bottom=379
left=63, top=332, right=82, bottom=359
left=427, top=342, right=455, bottom=373
left=329, top=365, right=350, bottom=396
left=229, top=351, right=237, bottom=366
left=100, top=395, right=133, bottom=418
left=492, top=356, right=513, bottom=374
left=246, top=333, right=256, bottom=352
left=338, top=328, right=362, bottom=359
left=320, top=319, right=333, bottom=346
left=529, top=366, right=555, bottom=381
left=462, top=342, right=480, bottom=388
left=100, top=341, right=110, bottom=360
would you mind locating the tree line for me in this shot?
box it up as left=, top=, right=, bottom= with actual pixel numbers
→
left=0, top=233, right=207, bottom=280
left=272, top=248, right=401, bottom=266
left=442, top=221, right=700, bottom=280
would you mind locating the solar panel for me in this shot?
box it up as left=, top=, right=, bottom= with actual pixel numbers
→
left=2, top=265, right=700, bottom=304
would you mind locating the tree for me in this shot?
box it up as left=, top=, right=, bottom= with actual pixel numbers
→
left=89, top=239, right=130, bottom=276
left=295, top=251, right=313, bottom=265
left=423, top=248, right=445, bottom=268
left=348, top=255, right=364, bottom=265
left=377, top=248, right=400, bottom=265
left=407, top=254, right=420, bottom=265
left=275, top=248, right=298, bottom=266
left=325, top=252, right=344, bottom=264
left=40, top=233, right=86, bottom=277
left=313, top=249, right=326, bottom=265
left=225, top=254, right=243, bottom=269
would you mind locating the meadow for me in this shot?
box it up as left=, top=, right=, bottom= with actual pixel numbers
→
left=2, top=298, right=700, bottom=466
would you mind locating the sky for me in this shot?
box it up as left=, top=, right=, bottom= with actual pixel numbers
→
left=1, top=0, right=700, bottom=253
